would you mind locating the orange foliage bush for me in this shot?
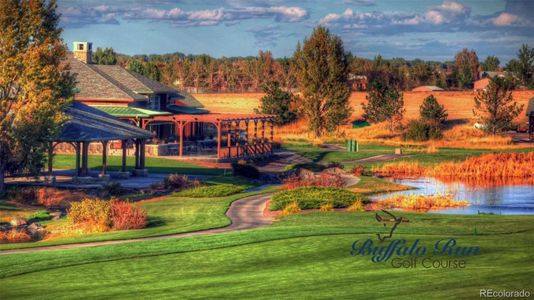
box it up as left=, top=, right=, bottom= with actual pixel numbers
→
left=68, top=198, right=112, bottom=232
left=110, top=200, right=147, bottom=230
left=283, top=172, right=345, bottom=190
left=370, top=194, right=469, bottom=212
left=35, top=188, right=87, bottom=208
left=0, top=229, right=32, bottom=243
left=351, top=165, right=365, bottom=176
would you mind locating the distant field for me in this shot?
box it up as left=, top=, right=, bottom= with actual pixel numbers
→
left=194, top=91, right=534, bottom=122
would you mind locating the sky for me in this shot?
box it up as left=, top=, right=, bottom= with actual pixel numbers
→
left=58, top=0, right=534, bottom=62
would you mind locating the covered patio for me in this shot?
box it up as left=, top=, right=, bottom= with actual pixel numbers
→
left=48, top=102, right=153, bottom=180
left=91, top=105, right=276, bottom=161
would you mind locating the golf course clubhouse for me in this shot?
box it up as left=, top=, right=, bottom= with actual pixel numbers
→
left=58, top=42, right=276, bottom=162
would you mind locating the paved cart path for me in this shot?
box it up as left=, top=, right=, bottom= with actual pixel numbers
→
left=0, top=193, right=273, bottom=256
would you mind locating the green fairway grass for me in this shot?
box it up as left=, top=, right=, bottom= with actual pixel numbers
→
left=52, top=154, right=228, bottom=175
left=0, top=188, right=269, bottom=251
left=1, top=211, right=533, bottom=299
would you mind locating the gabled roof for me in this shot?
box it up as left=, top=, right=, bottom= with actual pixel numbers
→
left=58, top=102, right=153, bottom=142
left=68, top=55, right=201, bottom=107
left=412, top=85, right=445, bottom=92
left=91, top=105, right=172, bottom=118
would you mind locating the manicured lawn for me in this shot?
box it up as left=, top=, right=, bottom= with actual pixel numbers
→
left=1, top=211, right=533, bottom=299
left=0, top=188, right=269, bottom=251
left=283, top=143, right=395, bottom=163
left=52, top=154, right=228, bottom=175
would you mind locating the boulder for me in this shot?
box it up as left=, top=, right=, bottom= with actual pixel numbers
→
left=10, top=216, right=27, bottom=227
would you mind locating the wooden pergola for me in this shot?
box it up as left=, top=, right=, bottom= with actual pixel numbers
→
left=138, top=113, right=276, bottom=160
left=49, top=102, right=153, bottom=178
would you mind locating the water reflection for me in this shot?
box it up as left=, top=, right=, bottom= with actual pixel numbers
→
left=371, top=177, right=534, bottom=215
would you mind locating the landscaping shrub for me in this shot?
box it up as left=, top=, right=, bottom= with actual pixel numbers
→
left=0, top=229, right=32, bottom=243
left=326, top=161, right=343, bottom=169
left=351, top=165, right=365, bottom=176
left=346, top=201, right=364, bottom=212
left=270, top=187, right=360, bottom=211
left=68, top=198, right=148, bottom=232
left=35, top=188, right=88, bottom=208
left=100, top=182, right=122, bottom=197
left=403, top=119, right=442, bottom=141
left=164, top=174, right=192, bottom=190
left=319, top=203, right=334, bottom=211
left=7, top=188, right=36, bottom=205
left=371, top=161, right=425, bottom=178
left=110, top=200, right=146, bottom=230
left=68, top=198, right=112, bottom=232
left=370, top=194, right=469, bottom=212
left=282, top=172, right=345, bottom=190
left=175, top=184, right=246, bottom=198
left=281, top=201, right=301, bottom=216
left=231, top=162, right=260, bottom=179
left=28, top=211, right=52, bottom=223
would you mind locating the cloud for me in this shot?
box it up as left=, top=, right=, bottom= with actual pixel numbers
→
left=343, top=0, right=375, bottom=6
left=247, top=25, right=290, bottom=47
left=492, top=12, right=520, bottom=26
left=59, top=4, right=308, bottom=28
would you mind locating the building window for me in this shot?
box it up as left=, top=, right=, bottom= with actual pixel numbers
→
left=148, top=95, right=160, bottom=110
left=77, top=44, right=84, bottom=50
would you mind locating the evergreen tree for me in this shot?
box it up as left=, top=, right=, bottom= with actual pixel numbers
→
left=514, top=44, right=534, bottom=87
left=93, top=47, right=117, bottom=65
left=473, top=77, right=523, bottom=135
left=362, top=82, right=404, bottom=130
left=0, top=0, right=75, bottom=192
left=127, top=59, right=145, bottom=75
left=255, top=81, right=297, bottom=126
left=482, top=56, right=500, bottom=71
left=420, top=95, right=448, bottom=125
left=293, top=27, right=351, bottom=137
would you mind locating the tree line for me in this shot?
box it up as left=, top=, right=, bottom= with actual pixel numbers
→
left=93, top=43, right=534, bottom=92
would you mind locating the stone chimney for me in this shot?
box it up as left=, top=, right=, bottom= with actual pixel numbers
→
left=73, top=41, right=92, bottom=64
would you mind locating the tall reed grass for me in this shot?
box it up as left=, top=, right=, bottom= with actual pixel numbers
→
left=370, top=194, right=469, bottom=212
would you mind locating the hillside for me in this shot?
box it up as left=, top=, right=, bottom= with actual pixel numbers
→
left=195, top=91, right=534, bottom=123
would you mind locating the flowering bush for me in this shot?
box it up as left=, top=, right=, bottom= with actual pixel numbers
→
left=281, top=201, right=301, bottom=216
left=110, top=200, right=147, bottom=230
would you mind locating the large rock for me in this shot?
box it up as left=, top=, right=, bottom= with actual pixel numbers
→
left=10, top=217, right=27, bottom=227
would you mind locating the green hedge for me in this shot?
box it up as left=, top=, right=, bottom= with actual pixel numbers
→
left=270, top=187, right=361, bottom=211
left=174, top=184, right=246, bottom=198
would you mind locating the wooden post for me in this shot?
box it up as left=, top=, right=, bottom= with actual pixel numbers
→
left=235, top=121, right=240, bottom=158
left=75, top=142, right=81, bottom=176
left=253, top=120, right=258, bottom=155
left=244, top=120, right=249, bottom=157
left=134, top=139, right=140, bottom=169
left=179, top=121, right=184, bottom=158
left=217, top=123, right=221, bottom=160
left=121, top=140, right=127, bottom=172
left=227, top=122, right=232, bottom=156
left=270, top=120, right=274, bottom=154
left=47, top=142, right=53, bottom=176
left=261, top=120, right=266, bottom=154
left=81, top=142, right=89, bottom=176
left=140, top=139, right=146, bottom=169
left=101, top=141, right=108, bottom=175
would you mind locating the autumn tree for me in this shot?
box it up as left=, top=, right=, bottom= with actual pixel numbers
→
left=482, top=56, right=500, bottom=71
left=255, top=81, right=296, bottom=126
left=293, top=27, right=351, bottom=137
left=420, top=95, right=448, bottom=125
left=507, top=44, right=534, bottom=87
left=362, top=82, right=404, bottom=130
left=473, top=77, right=523, bottom=135
left=93, top=47, right=117, bottom=65
left=0, top=0, right=75, bottom=193
left=454, top=49, right=479, bottom=89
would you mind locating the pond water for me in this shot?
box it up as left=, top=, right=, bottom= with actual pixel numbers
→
left=371, top=177, right=534, bottom=215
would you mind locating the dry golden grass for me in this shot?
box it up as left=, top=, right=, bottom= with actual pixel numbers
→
left=195, top=91, right=534, bottom=148
left=373, top=152, right=534, bottom=183
left=369, top=194, right=469, bottom=212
